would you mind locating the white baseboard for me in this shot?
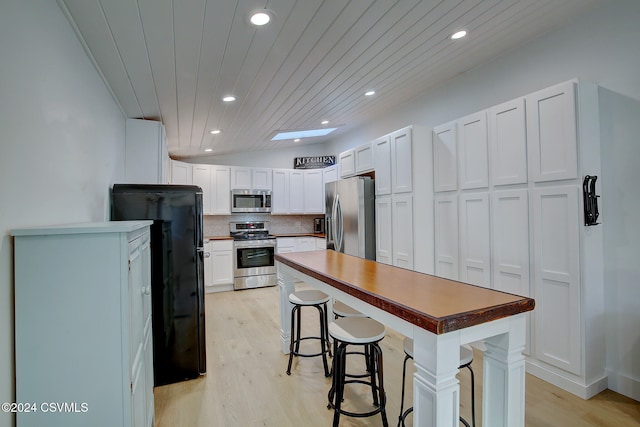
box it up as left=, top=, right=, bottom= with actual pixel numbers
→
left=606, top=369, right=640, bottom=402
left=526, top=360, right=608, bottom=399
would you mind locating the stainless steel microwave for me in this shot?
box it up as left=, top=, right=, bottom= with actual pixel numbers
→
left=231, top=189, right=272, bottom=213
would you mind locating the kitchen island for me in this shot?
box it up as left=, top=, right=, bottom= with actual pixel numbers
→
left=276, top=250, right=535, bottom=427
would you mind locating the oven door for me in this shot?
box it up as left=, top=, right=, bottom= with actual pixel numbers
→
left=233, top=240, right=276, bottom=278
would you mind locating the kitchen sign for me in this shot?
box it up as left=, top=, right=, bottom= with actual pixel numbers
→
left=293, top=155, right=336, bottom=169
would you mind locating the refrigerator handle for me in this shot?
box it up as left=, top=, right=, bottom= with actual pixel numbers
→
left=334, top=194, right=343, bottom=252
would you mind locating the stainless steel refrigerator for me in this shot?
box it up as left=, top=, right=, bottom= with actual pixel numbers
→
left=111, top=184, right=206, bottom=386
left=325, top=176, right=376, bottom=260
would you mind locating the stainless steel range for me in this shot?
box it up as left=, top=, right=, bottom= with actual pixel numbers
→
left=230, top=221, right=276, bottom=290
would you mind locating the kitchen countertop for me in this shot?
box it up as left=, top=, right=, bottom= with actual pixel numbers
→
left=205, top=233, right=325, bottom=240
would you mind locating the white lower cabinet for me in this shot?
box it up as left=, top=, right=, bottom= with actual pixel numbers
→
left=434, top=195, right=459, bottom=280
left=12, top=221, right=154, bottom=427
left=375, top=196, right=393, bottom=265
left=458, top=193, right=491, bottom=288
left=277, top=237, right=326, bottom=254
left=204, top=240, right=234, bottom=293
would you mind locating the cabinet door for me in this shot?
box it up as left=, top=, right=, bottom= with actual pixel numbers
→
left=303, top=170, right=324, bottom=214
left=271, top=169, right=290, bottom=214
left=458, top=193, right=491, bottom=287
left=276, top=237, right=296, bottom=253
left=392, top=194, right=413, bottom=269
left=526, top=81, right=578, bottom=182
left=125, top=119, right=166, bottom=185
left=289, top=171, right=304, bottom=213
left=315, top=238, right=327, bottom=250
left=373, top=135, right=391, bottom=195
left=296, top=238, right=315, bottom=252
left=339, top=149, right=355, bottom=178
left=355, top=142, right=374, bottom=173
left=491, top=190, right=530, bottom=296
left=323, top=164, right=339, bottom=183
left=211, top=165, right=231, bottom=214
left=391, top=126, right=413, bottom=193
left=532, top=186, right=581, bottom=375
left=375, top=196, right=393, bottom=265
left=230, top=167, right=252, bottom=189
left=252, top=168, right=272, bottom=190
left=458, top=112, right=488, bottom=189
left=489, top=98, right=528, bottom=186
left=170, top=160, right=192, bottom=184
left=434, top=195, right=458, bottom=279
left=211, top=251, right=234, bottom=286
left=192, top=165, right=212, bottom=214
left=433, top=122, right=457, bottom=192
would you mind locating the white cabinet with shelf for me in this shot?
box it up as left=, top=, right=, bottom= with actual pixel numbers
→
left=12, top=221, right=154, bottom=427
left=204, top=240, right=234, bottom=293
left=125, top=118, right=168, bottom=184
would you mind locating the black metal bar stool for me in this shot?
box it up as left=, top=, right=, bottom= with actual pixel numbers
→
left=286, top=289, right=332, bottom=377
left=398, top=337, right=476, bottom=427
left=327, top=316, right=389, bottom=427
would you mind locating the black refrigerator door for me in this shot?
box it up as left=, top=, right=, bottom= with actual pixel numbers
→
left=111, top=184, right=206, bottom=386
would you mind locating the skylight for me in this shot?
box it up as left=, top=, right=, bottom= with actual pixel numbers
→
left=271, top=128, right=338, bottom=141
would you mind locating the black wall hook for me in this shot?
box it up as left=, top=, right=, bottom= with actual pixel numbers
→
left=583, top=175, right=600, bottom=226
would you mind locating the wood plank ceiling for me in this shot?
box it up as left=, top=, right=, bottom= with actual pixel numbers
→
left=58, top=0, right=600, bottom=159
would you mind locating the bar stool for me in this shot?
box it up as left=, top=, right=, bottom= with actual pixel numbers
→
left=327, top=317, right=389, bottom=427
left=286, top=289, right=332, bottom=377
left=332, top=300, right=371, bottom=372
left=398, top=337, right=476, bottom=427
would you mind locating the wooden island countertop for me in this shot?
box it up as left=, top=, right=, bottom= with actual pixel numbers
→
left=276, top=250, right=534, bottom=334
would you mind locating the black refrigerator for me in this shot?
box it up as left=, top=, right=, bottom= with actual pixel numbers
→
left=111, top=184, right=206, bottom=386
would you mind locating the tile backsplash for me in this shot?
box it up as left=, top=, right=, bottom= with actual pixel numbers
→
left=204, top=214, right=322, bottom=237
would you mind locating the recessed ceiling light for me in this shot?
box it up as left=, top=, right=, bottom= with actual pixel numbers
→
left=293, top=139, right=301, bottom=142
left=271, top=128, right=338, bottom=141
left=222, top=95, right=236, bottom=102
left=250, top=10, right=273, bottom=26
left=205, top=148, right=213, bottom=152
left=321, top=120, right=330, bottom=125
left=451, top=30, right=467, bottom=40
left=209, top=129, right=221, bottom=135
left=365, top=90, right=376, bottom=96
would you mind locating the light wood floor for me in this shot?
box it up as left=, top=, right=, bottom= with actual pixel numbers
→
left=154, top=285, right=639, bottom=426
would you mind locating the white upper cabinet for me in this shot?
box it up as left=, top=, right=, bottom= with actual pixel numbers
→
left=433, top=122, right=457, bottom=192
left=125, top=119, right=168, bottom=184
left=211, top=165, right=231, bottom=215
left=230, top=167, right=252, bottom=189
left=288, top=170, right=305, bottom=214
left=271, top=169, right=290, bottom=214
left=355, top=142, right=374, bottom=174
left=526, top=81, right=578, bottom=182
left=323, top=164, right=339, bottom=183
left=252, top=167, right=272, bottom=190
left=170, top=160, right=192, bottom=184
left=303, top=169, right=324, bottom=214
left=338, top=149, right=356, bottom=178
left=390, top=126, right=413, bottom=194
left=489, top=98, right=528, bottom=186
left=457, top=112, right=488, bottom=189
left=373, top=135, right=391, bottom=195
left=458, top=192, right=491, bottom=288
left=192, top=165, right=213, bottom=214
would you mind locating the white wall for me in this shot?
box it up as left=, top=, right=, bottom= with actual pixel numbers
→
left=322, top=0, right=640, bottom=400
left=0, top=1, right=126, bottom=425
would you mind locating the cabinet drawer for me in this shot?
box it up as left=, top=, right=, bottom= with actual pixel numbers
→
left=211, top=240, right=233, bottom=251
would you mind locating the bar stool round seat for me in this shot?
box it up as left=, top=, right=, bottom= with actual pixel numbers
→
left=286, top=290, right=332, bottom=377
left=332, top=300, right=367, bottom=318
left=398, top=337, right=476, bottom=427
left=328, top=317, right=389, bottom=427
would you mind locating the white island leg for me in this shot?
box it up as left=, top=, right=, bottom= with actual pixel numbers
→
left=411, top=328, right=461, bottom=427
left=482, top=314, right=527, bottom=427
left=277, top=266, right=296, bottom=354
